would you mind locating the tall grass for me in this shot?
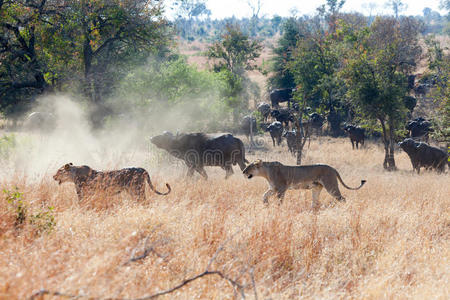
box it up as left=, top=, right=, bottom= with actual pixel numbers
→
left=0, top=137, right=448, bottom=299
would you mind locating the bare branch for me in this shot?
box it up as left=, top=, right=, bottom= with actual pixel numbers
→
left=136, top=270, right=246, bottom=300
left=124, top=236, right=168, bottom=265
left=250, top=268, right=258, bottom=300
left=29, top=231, right=252, bottom=300
left=207, top=229, right=242, bottom=271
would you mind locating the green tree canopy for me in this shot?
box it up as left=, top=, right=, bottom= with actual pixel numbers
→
left=1, top=0, right=171, bottom=121
left=342, top=17, right=422, bottom=170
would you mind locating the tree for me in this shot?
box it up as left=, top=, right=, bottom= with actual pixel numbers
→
left=0, top=0, right=171, bottom=124
left=424, top=37, right=450, bottom=143
left=362, top=2, right=378, bottom=24
left=65, top=0, right=169, bottom=105
left=208, top=24, right=262, bottom=76
left=385, top=0, right=407, bottom=19
left=0, top=0, right=53, bottom=113
left=343, top=17, right=422, bottom=170
left=269, top=17, right=301, bottom=89
left=247, top=0, right=262, bottom=37
left=172, top=0, right=210, bottom=39
left=288, top=7, right=353, bottom=136
left=289, top=29, right=344, bottom=136
left=317, top=0, right=346, bottom=34
left=207, top=24, right=262, bottom=121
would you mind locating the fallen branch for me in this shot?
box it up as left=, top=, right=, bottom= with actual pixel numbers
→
left=29, top=230, right=255, bottom=300
left=124, top=235, right=168, bottom=265
left=136, top=270, right=245, bottom=300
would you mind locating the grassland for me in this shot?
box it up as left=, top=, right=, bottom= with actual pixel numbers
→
left=0, top=136, right=448, bottom=299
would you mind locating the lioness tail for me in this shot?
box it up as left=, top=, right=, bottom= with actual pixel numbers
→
left=336, top=171, right=366, bottom=190
left=145, top=171, right=171, bottom=195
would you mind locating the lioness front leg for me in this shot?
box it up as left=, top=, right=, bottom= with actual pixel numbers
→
left=311, top=184, right=323, bottom=211
left=276, top=189, right=286, bottom=205
left=263, top=189, right=274, bottom=204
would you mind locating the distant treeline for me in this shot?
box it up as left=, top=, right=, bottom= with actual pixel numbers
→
left=172, top=3, right=449, bottom=41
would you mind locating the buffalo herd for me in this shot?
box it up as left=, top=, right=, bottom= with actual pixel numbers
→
left=149, top=102, right=447, bottom=178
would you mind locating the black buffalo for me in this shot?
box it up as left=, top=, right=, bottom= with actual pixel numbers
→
left=407, top=74, right=416, bottom=90
left=343, top=124, right=365, bottom=149
left=266, top=121, right=283, bottom=147
left=270, top=88, right=295, bottom=108
left=23, top=111, right=56, bottom=132
left=151, top=132, right=248, bottom=179
left=257, top=103, right=271, bottom=122
left=283, top=130, right=297, bottom=155
left=414, top=84, right=427, bottom=98
left=241, top=115, right=257, bottom=141
left=406, top=117, right=433, bottom=143
left=309, top=113, right=324, bottom=135
left=270, top=108, right=294, bottom=128
left=398, top=138, right=448, bottom=173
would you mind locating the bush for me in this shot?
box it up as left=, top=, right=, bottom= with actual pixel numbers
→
left=3, top=188, right=56, bottom=233
left=0, top=134, right=16, bottom=160
left=109, top=56, right=234, bottom=132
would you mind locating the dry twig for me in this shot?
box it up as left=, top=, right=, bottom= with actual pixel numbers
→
left=29, top=230, right=256, bottom=300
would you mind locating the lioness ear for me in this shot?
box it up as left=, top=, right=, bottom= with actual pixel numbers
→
left=64, top=164, right=71, bottom=170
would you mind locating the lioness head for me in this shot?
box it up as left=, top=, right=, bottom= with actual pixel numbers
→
left=53, top=163, right=74, bottom=184
left=242, top=159, right=264, bottom=179
left=53, top=163, right=94, bottom=184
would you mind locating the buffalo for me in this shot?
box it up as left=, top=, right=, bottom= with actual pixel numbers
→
left=151, top=132, right=248, bottom=179
left=23, top=112, right=56, bottom=132
left=283, top=130, right=297, bottom=155
left=257, top=103, right=271, bottom=122
left=343, top=124, right=365, bottom=149
left=407, top=74, right=416, bottom=90
left=266, top=121, right=283, bottom=147
left=406, top=117, right=433, bottom=143
left=270, top=108, right=294, bottom=128
left=270, top=88, right=295, bottom=108
left=414, top=84, right=427, bottom=98
left=309, top=113, right=324, bottom=135
left=398, top=138, right=448, bottom=174
left=241, top=115, right=257, bottom=141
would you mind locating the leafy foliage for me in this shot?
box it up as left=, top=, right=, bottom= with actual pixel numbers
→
left=425, top=36, right=450, bottom=143
left=207, top=24, right=262, bottom=120
left=4, top=188, right=26, bottom=227
left=208, top=24, right=262, bottom=76
left=0, top=0, right=171, bottom=118
left=342, top=17, right=422, bottom=169
left=4, top=187, right=56, bottom=233
left=268, top=18, right=301, bottom=89
left=111, top=56, right=233, bottom=131
left=0, top=134, right=16, bottom=160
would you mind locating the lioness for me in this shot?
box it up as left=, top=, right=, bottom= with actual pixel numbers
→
left=243, top=160, right=366, bottom=209
left=53, top=163, right=171, bottom=201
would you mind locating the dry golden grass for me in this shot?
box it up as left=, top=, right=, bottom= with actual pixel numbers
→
left=0, top=137, right=449, bottom=299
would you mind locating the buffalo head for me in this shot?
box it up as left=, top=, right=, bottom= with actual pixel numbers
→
left=150, top=132, right=175, bottom=150
left=398, top=138, right=418, bottom=152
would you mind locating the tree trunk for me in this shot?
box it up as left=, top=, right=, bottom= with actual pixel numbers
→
left=296, top=133, right=303, bottom=165
left=295, top=99, right=310, bottom=165
left=380, top=118, right=397, bottom=171
left=327, top=110, right=341, bottom=137
left=387, top=117, right=397, bottom=170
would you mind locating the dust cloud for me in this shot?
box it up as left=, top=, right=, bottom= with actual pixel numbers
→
left=1, top=90, right=234, bottom=182
left=3, top=95, right=156, bottom=180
